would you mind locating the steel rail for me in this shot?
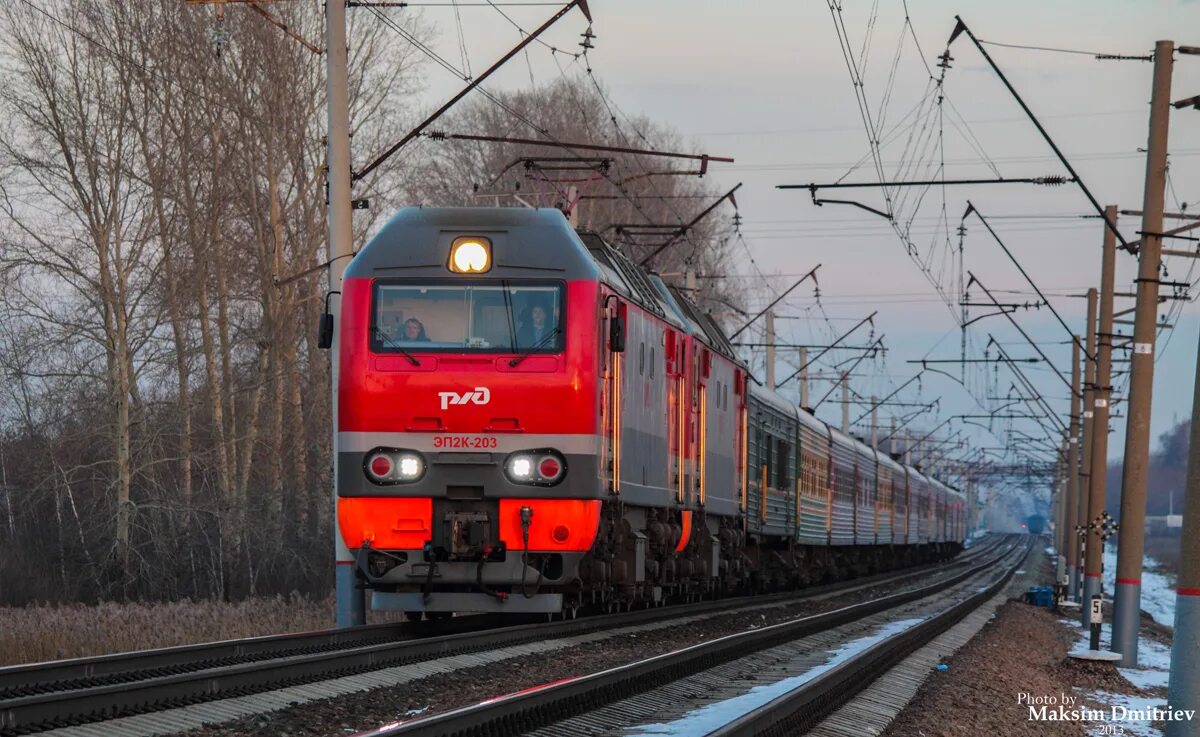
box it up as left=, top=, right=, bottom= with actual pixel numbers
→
left=0, top=538, right=1004, bottom=734
left=0, top=536, right=1002, bottom=697
left=709, top=541, right=1030, bottom=736
left=349, top=539, right=1023, bottom=737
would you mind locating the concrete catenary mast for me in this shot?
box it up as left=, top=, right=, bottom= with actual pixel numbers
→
left=1066, top=339, right=1082, bottom=600
left=1166, top=325, right=1200, bottom=736
left=1082, top=207, right=1117, bottom=626
left=1112, top=40, right=1174, bottom=666
left=325, top=0, right=364, bottom=627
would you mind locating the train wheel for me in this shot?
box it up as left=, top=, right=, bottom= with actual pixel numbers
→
left=403, top=610, right=424, bottom=622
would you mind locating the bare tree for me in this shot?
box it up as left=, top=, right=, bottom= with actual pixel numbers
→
left=0, top=4, right=738, bottom=605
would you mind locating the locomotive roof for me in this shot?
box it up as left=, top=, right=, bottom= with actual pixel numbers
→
left=577, top=230, right=742, bottom=365
left=666, top=285, right=739, bottom=359
left=346, top=207, right=601, bottom=281
left=577, top=231, right=670, bottom=319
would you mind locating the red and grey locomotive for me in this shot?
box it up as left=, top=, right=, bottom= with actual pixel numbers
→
left=335, top=207, right=965, bottom=615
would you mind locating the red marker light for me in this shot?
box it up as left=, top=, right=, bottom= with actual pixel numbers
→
left=538, top=456, right=562, bottom=480
left=369, top=455, right=392, bottom=478
left=552, top=525, right=570, bottom=543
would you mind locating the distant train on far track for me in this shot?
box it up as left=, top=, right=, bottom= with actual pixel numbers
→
left=332, top=207, right=966, bottom=616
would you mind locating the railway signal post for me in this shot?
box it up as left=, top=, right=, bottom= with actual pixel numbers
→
left=325, top=0, right=366, bottom=627
left=1112, top=39, right=1174, bottom=665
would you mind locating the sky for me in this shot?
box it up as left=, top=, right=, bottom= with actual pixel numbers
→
left=357, top=0, right=1200, bottom=506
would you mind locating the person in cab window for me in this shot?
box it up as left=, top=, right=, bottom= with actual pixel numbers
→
left=516, top=302, right=552, bottom=348
left=403, top=318, right=430, bottom=342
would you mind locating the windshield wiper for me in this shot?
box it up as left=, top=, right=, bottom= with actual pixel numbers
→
left=373, top=326, right=420, bottom=366
left=508, top=327, right=561, bottom=367
left=501, top=281, right=517, bottom=354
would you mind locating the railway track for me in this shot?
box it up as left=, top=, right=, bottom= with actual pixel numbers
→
left=351, top=537, right=1028, bottom=737
left=0, top=536, right=1007, bottom=736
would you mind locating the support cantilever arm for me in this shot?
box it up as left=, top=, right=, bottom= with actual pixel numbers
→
left=728, top=264, right=821, bottom=341
left=850, top=371, right=923, bottom=426
left=776, top=311, right=877, bottom=390
left=965, top=201, right=1092, bottom=361
left=637, top=183, right=742, bottom=267
left=812, top=336, right=885, bottom=410
left=970, top=272, right=1073, bottom=396
left=949, top=16, right=1128, bottom=251
left=354, top=0, right=591, bottom=182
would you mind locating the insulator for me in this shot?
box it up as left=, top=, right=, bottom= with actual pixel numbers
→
left=579, top=26, right=596, bottom=51
left=1035, top=175, right=1069, bottom=186
left=428, top=130, right=447, bottom=140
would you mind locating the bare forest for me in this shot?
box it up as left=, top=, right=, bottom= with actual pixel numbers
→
left=0, top=1, right=741, bottom=606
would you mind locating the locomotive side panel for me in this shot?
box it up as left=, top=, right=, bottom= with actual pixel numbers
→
left=701, top=354, right=741, bottom=518
left=610, top=298, right=675, bottom=509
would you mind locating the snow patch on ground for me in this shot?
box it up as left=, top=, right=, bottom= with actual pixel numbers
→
left=1071, top=624, right=1171, bottom=736
left=1118, top=638, right=1172, bottom=692
left=629, top=617, right=928, bottom=736
left=1101, top=546, right=1176, bottom=627
left=1082, top=692, right=1168, bottom=737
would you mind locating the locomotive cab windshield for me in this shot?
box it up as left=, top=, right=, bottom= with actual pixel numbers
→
left=371, top=279, right=565, bottom=353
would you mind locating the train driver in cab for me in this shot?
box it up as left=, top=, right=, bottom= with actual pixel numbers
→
left=516, top=301, right=553, bottom=348
left=402, top=318, right=429, bottom=343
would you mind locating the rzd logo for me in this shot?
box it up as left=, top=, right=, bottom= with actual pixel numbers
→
left=438, top=387, right=491, bottom=410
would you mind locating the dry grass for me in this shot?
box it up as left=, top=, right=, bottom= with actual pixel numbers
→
left=0, top=594, right=363, bottom=666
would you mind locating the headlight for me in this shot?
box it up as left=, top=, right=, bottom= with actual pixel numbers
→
left=397, top=454, right=423, bottom=480
left=448, top=236, right=492, bottom=274
left=364, top=449, right=426, bottom=484
left=504, top=449, right=567, bottom=486
left=508, top=456, right=534, bottom=480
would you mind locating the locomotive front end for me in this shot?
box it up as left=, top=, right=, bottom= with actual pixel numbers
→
left=336, top=208, right=604, bottom=615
